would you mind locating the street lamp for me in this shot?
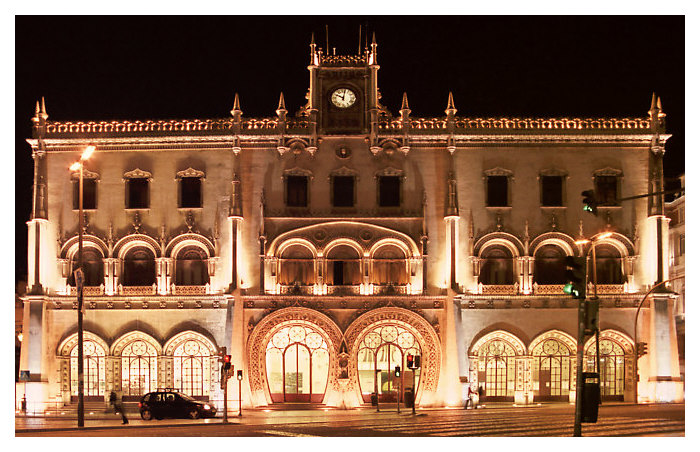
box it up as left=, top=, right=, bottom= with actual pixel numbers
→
left=236, top=370, right=243, bottom=417
left=70, top=145, right=95, bottom=428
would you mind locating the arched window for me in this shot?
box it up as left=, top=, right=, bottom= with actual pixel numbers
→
left=122, top=247, right=156, bottom=286
left=265, top=325, right=330, bottom=403
left=68, top=248, right=104, bottom=287
left=278, top=244, right=315, bottom=286
left=477, top=339, right=517, bottom=400
left=479, top=245, right=514, bottom=285
left=357, top=324, right=421, bottom=403
left=585, top=339, right=626, bottom=400
left=70, top=339, right=106, bottom=397
left=371, top=245, right=408, bottom=286
left=121, top=339, right=158, bottom=396
left=175, top=246, right=209, bottom=286
left=593, top=244, right=624, bottom=284
left=326, top=244, right=361, bottom=286
left=531, top=338, right=573, bottom=401
left=534, top=245, right=567, bottom=285
left=173, top=339, right=212, bottom=397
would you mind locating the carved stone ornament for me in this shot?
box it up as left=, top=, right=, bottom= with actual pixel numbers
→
left=335, top=146, right=351, bottom=159
left=483, top=167, right=514, bottom=178
left=175, top=167, right=205, bottom=179
left=123, top=168, right=152, bottom=180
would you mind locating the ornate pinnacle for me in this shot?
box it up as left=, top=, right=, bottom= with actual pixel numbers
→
left=400, top=92, right=411, bottom=120
left=40, top=97, right=48, bottom=120
left=276, top=92, right=287, bottom=118
left=231, top=93, right=242, bottom=117
left=445, top=92, right=457, bottom=117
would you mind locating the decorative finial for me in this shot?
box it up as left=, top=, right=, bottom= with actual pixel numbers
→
left=82, top=213, right=89, bottom=234
left=160, top=224, right=166, bottom=249
left=551, top=213, right=557, bottom=230
left=400, top=92, right=411, bottom=120
left=578, top=220, right=584, bottom=239
left=107, top=222, right=114, bottom=249
left=231, top=93, right=242, bottom=117
left=372, top=32, right=376, bottom=45
left=132, top=212, right=141, bottom=233
left=40, top=97, right=48, bottom=120
left=445, top=92, right=457, bottom=116
left=185, top=211, right=195, bottom=232
left=276, top=92, right=287, bottom=120
left=496, top=214, right=503, bottom=231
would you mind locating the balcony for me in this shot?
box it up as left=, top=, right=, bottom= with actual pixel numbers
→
left=69, top=286, right=104, bottom=296
left=172, top=285, right=208, bottom=296
left=277, top=284, right=315, bottom=295
left=533, top=284, right=567, bottom=295
left=478, top=283, right=519, bottom=295
left=119, top=284, right=157, bottom=296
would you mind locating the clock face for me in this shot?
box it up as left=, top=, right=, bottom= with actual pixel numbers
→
left=331, top=88, right=357, bottom=108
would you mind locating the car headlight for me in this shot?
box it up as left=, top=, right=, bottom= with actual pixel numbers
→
left=204, top=404, right=211, bottom=410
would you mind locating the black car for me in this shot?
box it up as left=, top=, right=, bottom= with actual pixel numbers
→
left=139, top=390, right=217, bottom=420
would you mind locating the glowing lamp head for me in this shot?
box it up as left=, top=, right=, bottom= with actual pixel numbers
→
left=236, top=370, right=243, bottom=381
left=81, top=145, right=95, bottom=161
left=70, top=162, right=81, bottom=172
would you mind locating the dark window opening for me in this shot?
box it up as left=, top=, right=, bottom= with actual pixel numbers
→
left=286, top=176, right=308, bottom=207
left=180, top=177, right=202, bottom=208
left=68, top=249, right=104, bottom=286
left=595, top=176, right=618, bottom=206
left=378, top=176, right=401, bottom=207
left=175, top=248, right=209, bottom=285
left=122, top=248, right=156, bottom=286
left=487, top=175, right=508, bottom=207
left=73, top=179, right=97, bottom=210
left=591, top=245, right=624, bottom=285
left=333, top=261, right=344, bottom=285
left=679, top=234, right=685, bottom=256
left=533, top=245, right=567, bottom=285
left=333, top=176, right=354, bottom=207
left=127, top=178, right=149, bottom=209
left=541, top=176, right=563, bottom=207
left=479, top=245, right=514, bottom=285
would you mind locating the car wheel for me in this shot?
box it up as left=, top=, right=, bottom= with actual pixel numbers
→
left=141, top=409, right=153, bottom=421
left=188, top=408, right=200, bottom=419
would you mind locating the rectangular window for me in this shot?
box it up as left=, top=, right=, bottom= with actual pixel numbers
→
left=679, top=234, right=685, bottom=257
left=179, top=177, right=202, bottom=208
left=378, top=176, right=401, bottom=207
left=126, top=178, right=149, bottom=209
left=332, top=176, right=354, bottom=207
left=541, top=176, right=563, bottom=207
left=487, top=175, right=508, bottom=207
left=286, top=176, right=308, bottom=207
left=595, top=176, right=618, bottom=206
left=73, top=179, right=97, bottom=210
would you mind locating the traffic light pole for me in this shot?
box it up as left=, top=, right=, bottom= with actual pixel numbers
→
left=223, top=372, right=229, bottom=424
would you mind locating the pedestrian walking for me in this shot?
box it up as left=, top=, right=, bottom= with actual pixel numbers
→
left=109, top=390, right=129, bottom=424
left=464, top=385, right=475, bottom=409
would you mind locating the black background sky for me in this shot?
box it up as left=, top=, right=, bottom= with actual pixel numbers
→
left=14, top=15, right=685, bottom=284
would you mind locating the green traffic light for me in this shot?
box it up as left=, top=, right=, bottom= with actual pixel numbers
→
left=563, top=283, right=573, bottom=294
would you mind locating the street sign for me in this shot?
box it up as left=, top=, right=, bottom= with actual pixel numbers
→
left=74, top=268, right=85, bottom=290
left=19, top=370, right=30, bottom=381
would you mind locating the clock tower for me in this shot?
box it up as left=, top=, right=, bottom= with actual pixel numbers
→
left=306, top=33, right=380, bottom=135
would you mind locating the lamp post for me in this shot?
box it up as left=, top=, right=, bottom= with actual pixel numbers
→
left=70, top=145, right=95, bottom=428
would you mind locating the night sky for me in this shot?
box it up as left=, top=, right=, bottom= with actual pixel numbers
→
left=14, top=15, right=685, bottom=284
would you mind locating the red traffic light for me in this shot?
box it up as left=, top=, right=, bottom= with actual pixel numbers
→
left=406, top=354, right=414, bottom=369
left=224, top=354, right=231, bottom=364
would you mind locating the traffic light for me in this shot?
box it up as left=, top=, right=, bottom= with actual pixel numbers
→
left=636, top=342, right=648, bottom=357
left=406, top=354, right=414, bottom=369
left=564, top=256, right=587, bottom=299
left=413, top=355, right=421, bottom=369
left=582, top=190, right=598, bottom=216
left=583, top=299, right=599, bottom=335
left=394, top=366, right=401, bottom=378
left=223, top=354, right=232, bottom=373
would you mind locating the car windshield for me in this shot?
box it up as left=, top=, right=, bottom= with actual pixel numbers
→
left=177, top=393, right=195, bottom=402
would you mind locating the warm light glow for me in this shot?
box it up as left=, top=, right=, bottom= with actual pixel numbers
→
left=81, top=145, right=95, bottom=161
left=69, top=162, right=81, bottom=171
left=574, top=239, right=589, bottom=246
left=597, top=232, right=613, bottom=240
left=17, top=332, right=23, bottom=342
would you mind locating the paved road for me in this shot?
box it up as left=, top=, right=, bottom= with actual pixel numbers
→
left=16, top=403, right=684, bottom=437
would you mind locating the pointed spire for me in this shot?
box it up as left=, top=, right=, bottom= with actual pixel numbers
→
left=372, top=32, right=376, bottom=45
left=657, top=95, right=665, bottom=118
left=648, top=92, right=658, bottom=117
left=40, top=97, right=48, bottom=120
left=401, top=92, right=409, bottom=110
left=369, top=32, right=378, bottom=65
left=231, top=93, right=242, bottom=118
left=277, top=92, right=286, bottom=112
left=309, top=32, right=318, bottom=65
left=445, top=92, right=457, bottom=116
left=35, top=101, right=40, bottom=116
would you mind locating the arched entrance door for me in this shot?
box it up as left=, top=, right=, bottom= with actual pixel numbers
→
left=531, top=339, right=572, bottom=401
left=357, top=324, right=421, bottom=403
left=265, top=325, right=330, bottom=403
left=585, top=339, right=626, bottom=401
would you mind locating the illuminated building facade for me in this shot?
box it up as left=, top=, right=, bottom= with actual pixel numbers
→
left=18, top=37, right=683, bottom=412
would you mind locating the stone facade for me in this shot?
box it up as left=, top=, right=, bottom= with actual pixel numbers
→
left=17, top=37, right=683, bottom=413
